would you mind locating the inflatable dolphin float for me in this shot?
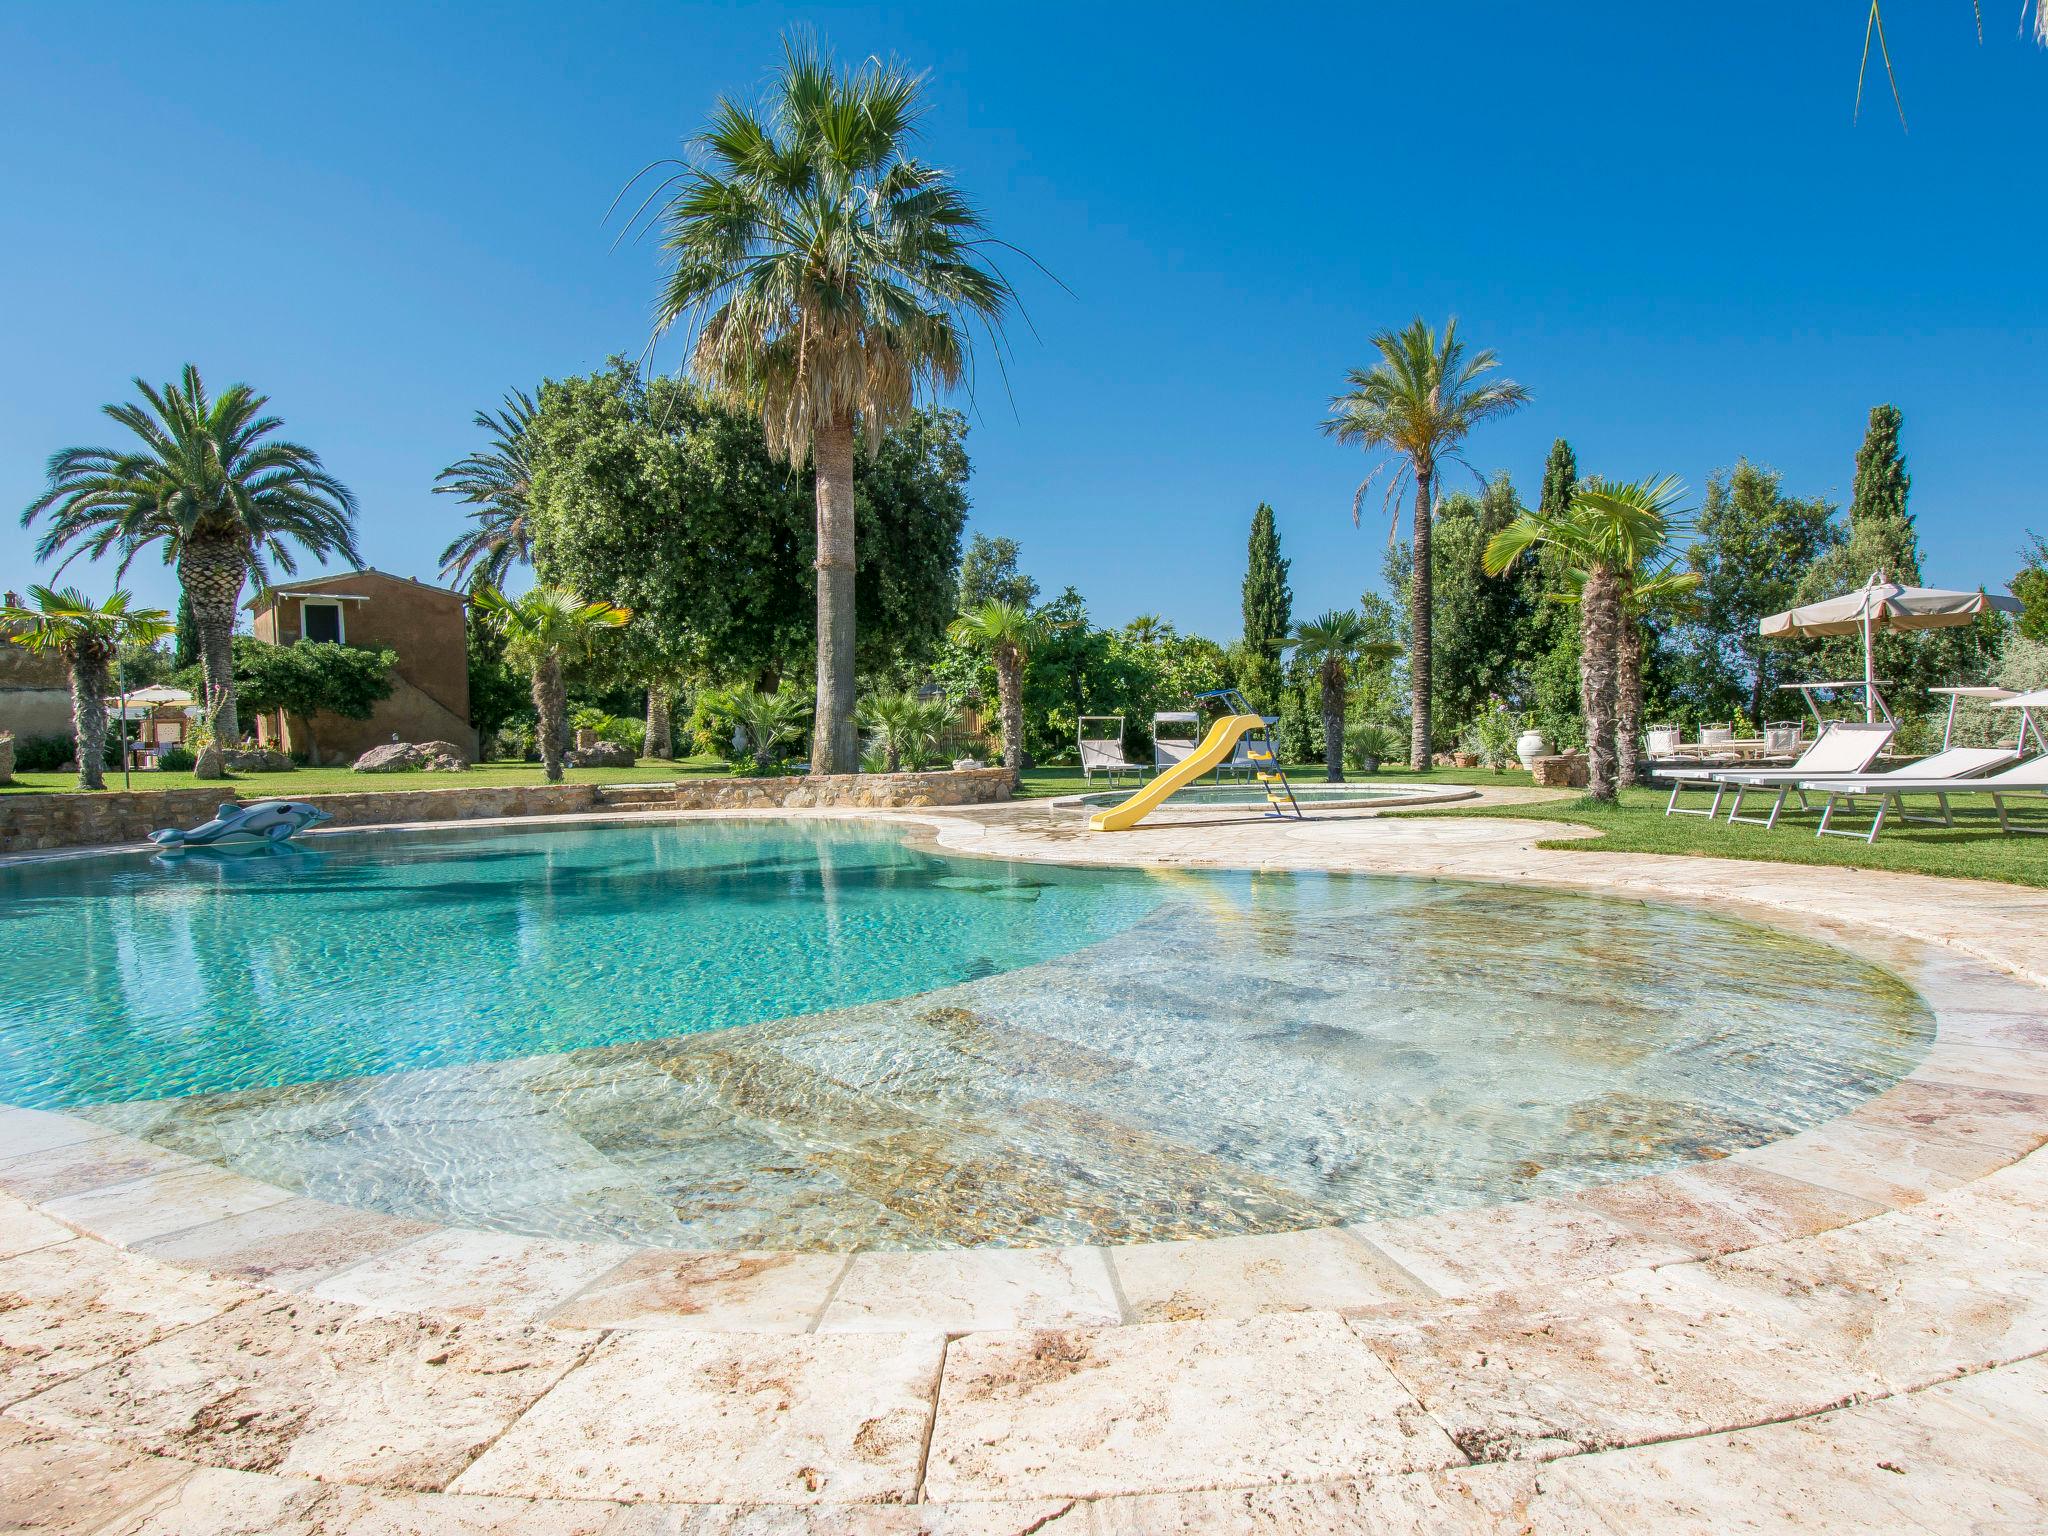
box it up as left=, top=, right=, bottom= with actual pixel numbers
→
left=149, top=800, right=333, bottom=850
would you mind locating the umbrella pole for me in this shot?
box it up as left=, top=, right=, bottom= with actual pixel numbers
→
left=1864, top=607, right=1877, bottom=724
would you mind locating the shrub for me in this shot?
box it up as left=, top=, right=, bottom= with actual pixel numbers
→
left=154, top=745, right=196, bottom=772
left=1462, top=698, right=1521, bottom=773
left=1346, top=722, right=1400, bottom=771
left=9, top=733, right=119, bottom=771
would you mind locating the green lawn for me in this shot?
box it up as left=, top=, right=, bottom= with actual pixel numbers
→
left=0, top=756, right=741, bottom=796
left=1405, top=782, right=2048, bottom=890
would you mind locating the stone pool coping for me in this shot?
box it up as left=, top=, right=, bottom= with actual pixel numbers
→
left=4, top=802, right=2047, bottom=1527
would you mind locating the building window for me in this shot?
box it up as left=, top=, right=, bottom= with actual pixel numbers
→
left=301, top=601, right=344, bottom=644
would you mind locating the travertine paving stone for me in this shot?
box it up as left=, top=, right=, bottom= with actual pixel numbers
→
left=1108, top=1227, right=1431, bottom=1322
left=925, top=1312, right=1465, bottom=1501
left=1356, top=1195, right=1694, bottom=1297
left=39, top=1166, right=290, bottom=1247
left=0, top=1239, right=253, bottom=1406
left=450, top=1329, right=947, bottom=1504
left=819, top=1247, right=1121, bottom=1333
left=0, top=1192, right=73, bottom=1262
left=0, top=1414, right=191, bottom=1534
left=548, top=1249, right=848, bottom=1333
left=133, top=1198, right=437, bottom=1290
left=310, top=1229, right=634, bottom=1323
left=15, top=1294, right=597, bottom=1489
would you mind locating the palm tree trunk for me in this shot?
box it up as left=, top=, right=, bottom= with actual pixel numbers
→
left=644, top=688, right=673, bottom=761
left=1409, top=468, right=1434, bottom=769
left=1579, top=565, right=1621, bottom=802
left=811, top=414, right=859, bottom=775
left=996, top=646, right=1026, bottom=771
left=69, top=647, right=111, bottom=791
left=1321, top=666, right=1345, bottom=783
left=177, top=535, right=248, bottom=745
left=1616, top=612, right=1645, bottom=789
left=534, top=652, right=566, bottom=783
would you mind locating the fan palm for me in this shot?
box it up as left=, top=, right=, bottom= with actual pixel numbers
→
left=949, top=601, right=1044, bottom=771
left=1485, top=476, right=1687, bottom=802
left=857, top=688, right=923, bottom=772
left=1288, top=610, right=1400, bottom=783
left=435, top=390, right=537, bottom=593
left=21, top=366, right=359, bottom=746
left=1, top=587, right=173, bottom=790
left=728, top=685, right=812, bottom=774
left=628, top=34, right=1022, bottom=774
left=472, top=586, right=630, bottom=782
left=1323, top=319, right=1528, bottom=770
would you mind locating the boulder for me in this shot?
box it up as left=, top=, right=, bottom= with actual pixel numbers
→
left=1531, top=752, right=1589, bottom=789
left=951, top=757, right=985, bottom=771
left=567, top=740, right=636, bottom=768
left=222, top=748, right=294, bottom=773
left=352, top=740, right=471, bottom=773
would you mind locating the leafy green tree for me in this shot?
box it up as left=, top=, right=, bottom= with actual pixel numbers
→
left=22, top=365, right=360, bottom=744
left=1426, top=474, right=1533, bottom=737
left=637, top=35, right=1022, bottom=774
left=1239, top=503, right=1292, bottom=711
left=1, top=587, right=173, bottom=789
left=464, top=609, right=529, bottom=760
left=1288, top=609, right=1398, bottom=782
left=1524, top=439, right=1584, bottom=747
left=1324, top=319, right=1528, bottom=767
left=527, top=362, right=968, bottom=692
left=2014, top=531, right=2048, bottom=643
left=232, top=640, right=397, bottom=765
left=1682, top=462, right=1842, bottom=726
left=435, top=390, right=536, bottom=593
left=959, top=534, right=1038, bottom=610
left=473, top=586, right=630, bottom=782
left=950, top=601, right=1047, bottom=770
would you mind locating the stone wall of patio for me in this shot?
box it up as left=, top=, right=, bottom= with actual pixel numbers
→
left=0, top=767, right=1017, bottom=853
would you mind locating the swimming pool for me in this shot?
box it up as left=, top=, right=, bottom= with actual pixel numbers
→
left=1, top=820, right=1934, bottom=1248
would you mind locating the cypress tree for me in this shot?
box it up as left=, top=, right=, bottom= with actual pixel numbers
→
left=1846, top=403, right=1918, bottom=581
left=1240, top=502, right=1292, bottom=710
left=1525, top=439, right=1584, bottom=747
left=1539, top=437, right=1577, bottom=521
left=173, top=593, right=200, bottom=670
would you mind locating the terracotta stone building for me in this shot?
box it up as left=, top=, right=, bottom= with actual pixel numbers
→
left=249, top=570, right=475, bottom=763
left=0, top=593, right=75, bottom=743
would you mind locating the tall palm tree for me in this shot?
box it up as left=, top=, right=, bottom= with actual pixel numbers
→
left=0, top=587, right=172, bottom=790
left=1124, top=614, right=1173, bottom=646
left=435, top=389, right=537, bottom=592
left=948, top=600, right=1044, bottom=771
left=1324, top=319, right=1528, bottom=771
left=630, top=34, right=1022, bottom=774
left=472, top=586, right=630, bottom=783
left=1288, top=609, right=1399, bottom=783
left=22, top=365, right=359, bottom=745
left=1484, top=476, right=1686, bottom=802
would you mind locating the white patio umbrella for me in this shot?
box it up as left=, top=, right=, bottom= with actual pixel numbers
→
left=1758, top=571, right=2021, bottom=721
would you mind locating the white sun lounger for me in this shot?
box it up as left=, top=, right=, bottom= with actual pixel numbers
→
left=1804, top=751, right=2048, bottom=843
left=1078, top=717, right=1146, bottom=784
left=1664, top=721, right=1895, bottom=828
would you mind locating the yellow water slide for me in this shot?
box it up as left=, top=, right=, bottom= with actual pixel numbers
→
left=1088, top=714, right=1269, bottom=832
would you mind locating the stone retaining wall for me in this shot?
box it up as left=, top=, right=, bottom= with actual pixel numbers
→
left=0, top=767, right=1016, bottom=853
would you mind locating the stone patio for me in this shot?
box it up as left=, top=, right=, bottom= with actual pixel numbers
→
left=4, top=798, right=2047, bottom=1532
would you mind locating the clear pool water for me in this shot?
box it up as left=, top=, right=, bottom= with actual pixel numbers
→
left=1, top=821, right=1937, bottom=1248
left=1077, top=782, right=1426, bottom=809
left=0, top=821, right=1166, bottom=1107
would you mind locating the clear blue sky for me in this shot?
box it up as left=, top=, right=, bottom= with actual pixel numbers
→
left=4, top=3, right=2042, bottom=641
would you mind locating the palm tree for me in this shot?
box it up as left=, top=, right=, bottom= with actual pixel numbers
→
left=728, top=685, right=812, bottom=774
left=857, top=689, right=922, bottom=772
left=1124, top=614, right=1173, bottom=646
left=948, top=601, right=1044, bottom=771
left=435, top=390, right=537, bottom=592
left=1, top=587, right=172, bottom=790
left=1288, top=610, right=1399, bottom=783
left=630, top=34, right=1021, bottom=775
left=1323, top=319, right=1528, bottom=771
left=21, top=365, right=359, bottom=745
left=472, top=586, right=630, bottom=782
left=1484, top=476, right=1687, bottom=802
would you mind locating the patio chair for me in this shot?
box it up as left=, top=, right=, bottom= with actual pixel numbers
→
left=1697, top=724, right=1736, bottom=757
left=1663, top=721, right=1895, bottom=828
left=1762, top=721, right=1806, bottom=758
left=1153, top=711, right=1201, bottom=773
left=1646, top=725, right=1684, bottom=760
left=1805, top=750, right=2046, bottom=843
left=1078, top=716, right=1146, bottom=784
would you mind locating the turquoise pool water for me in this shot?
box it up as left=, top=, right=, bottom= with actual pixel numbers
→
left=2, top=820, right=1942, bottom=1246
left=0, top=821, right=1167, bottom=1107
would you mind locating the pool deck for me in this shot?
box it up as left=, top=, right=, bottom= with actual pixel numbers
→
left=4, top=796, right=2048, bottom=1532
